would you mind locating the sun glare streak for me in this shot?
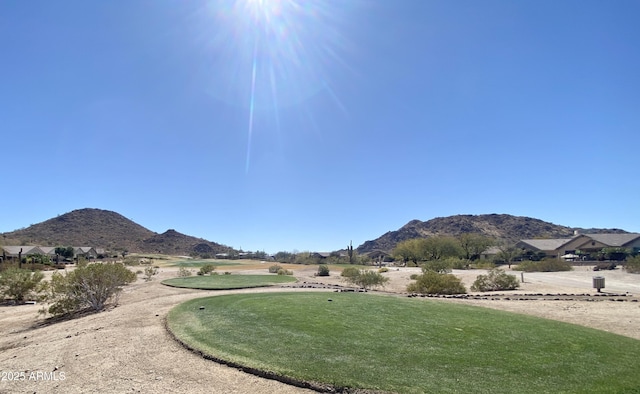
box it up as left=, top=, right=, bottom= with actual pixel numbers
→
left=269, top=65, right=282, bottom=143
left=322, top=81, right=348, bottom=117
left=245, top=42, right=259, bottom=174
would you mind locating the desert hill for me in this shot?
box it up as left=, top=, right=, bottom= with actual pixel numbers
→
left=1, top=208, right=234, bottom=256
left=357, top=214, right=627, bottom=254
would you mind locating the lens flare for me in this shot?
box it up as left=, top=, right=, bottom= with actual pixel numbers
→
left=198, top=0, right=359, bottom=172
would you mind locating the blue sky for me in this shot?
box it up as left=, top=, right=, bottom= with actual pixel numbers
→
left=1, top=0, right=639, bottom=253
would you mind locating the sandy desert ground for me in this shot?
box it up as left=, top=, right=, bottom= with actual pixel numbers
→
left=1, top=262, right=638, bottom=393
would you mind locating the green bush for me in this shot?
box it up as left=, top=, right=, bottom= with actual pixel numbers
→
left=471, top=268, right=520, bottom=292
left=198, top=264, right=216, bottom=276
left=277, top=269, right=293, bottom=275
left=409, top=273, right=419, bottom=280
left=317, top=264, right=330, bottom=277
left=446, top=258, right=470, bottom=270
left=378, top=267, right=389, bottom=273
left=344, top=269, right=389, bottom=290
left=407, top=271, right=466, bottom=295
left=625, top=255, right=640, bottom=274
left=473, top=260, right=496, bottom=269
left=268, top=264, right=283, bottom=273
left=123, top=256, right=141, bottom=266
left=0, top=268, right=47, bottom=303
left=341, top=267, right=361, bottom=278
left=514, top=259, right=572, bottom=272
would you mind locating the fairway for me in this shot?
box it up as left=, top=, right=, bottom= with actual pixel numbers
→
left=170, top=260, right=242, bottom=268
left=162, top=274, right=297, bottom=290
left=168, top=292, right=640, bottom=393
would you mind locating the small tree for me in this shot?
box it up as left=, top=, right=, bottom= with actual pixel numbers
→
left=393, top=239, right=422, bottom=266
left=47, top=262, right=137, bottom=316
left=458, top=234, right=494, bottom=261
left=471, top=268, right=519, bottom=292
left=496, top=242, right=520, bottom=268
left=422, top=259, right=452, bottom=274
left=317, top=264, right=330, bottom=276
left=0, top=268, right=47, bottom=303
left=55, top=246, right=75, bottom=259
left=143, top=266, right=159, bottom=281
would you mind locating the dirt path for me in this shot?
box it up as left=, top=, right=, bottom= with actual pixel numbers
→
left=1, top=265, right=638, bottom=393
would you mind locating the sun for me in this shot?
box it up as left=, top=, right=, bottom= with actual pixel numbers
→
left=198, top=0, right=360, bottom=172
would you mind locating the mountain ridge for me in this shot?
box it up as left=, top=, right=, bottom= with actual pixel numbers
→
left=356, top=214, right=628, bottom=254
left=1, top=208, right=234, bottom=256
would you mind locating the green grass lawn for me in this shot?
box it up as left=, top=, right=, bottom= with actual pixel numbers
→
left=162, top=274, right=297, bottom=290
left=167, top=292, right=640, bottom=393
left=170, top=260, right=242, bottom=268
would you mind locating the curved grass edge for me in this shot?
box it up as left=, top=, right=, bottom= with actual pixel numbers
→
left=166, top=292, right=640, bottom=393
left=160, top=275, right=298, bottom=290
left=163, top=314, right=369, bottom=394
left=160, top=281, right=283, bottom=291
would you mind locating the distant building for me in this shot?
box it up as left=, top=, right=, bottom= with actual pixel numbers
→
left=516, top=233, right=640, bottom=260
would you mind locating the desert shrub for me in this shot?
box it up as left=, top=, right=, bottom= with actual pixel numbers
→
left=514, top=259, right=572, bottom=272
left=76, top=257, right=88, bottom=267
left=277, top=269, right=293, bottom=275
left=0, top=268, right=47, bottom=303
left=123, top=256, right=141, bottom=266
left=378, top=267, right=389, bottom=273
left=136, top=270, right=143, bottom=275
left=341, top=267, right=361, bottom=279
left=473, top=260, right=496, bottom=269
left=47, top=262, right=137, bottom=316
left=625, top=255, right=640, bottom=274
left=268, top=264, right=282, bottom=273
left=593, top=262, right=617, bottom=271
left=409, top=273, right=419, bottom=280
left=224, top=272, right=231, bottom=275
left=198, top=264, right=216, bottom=276
left=471, top=268, right=519, bottom=292
left=422, top=260, right=452, bottom=273
left=177, top=267, right=192, bottom=277
left=407, top=271, right=466, bottom=295
left=317, top=264, right=330, bottom=277
left=144, top=266, right=159, bottom=281
left=446, top=258, right=470, bottom=270
left=343, top=269, right=389, bottom=290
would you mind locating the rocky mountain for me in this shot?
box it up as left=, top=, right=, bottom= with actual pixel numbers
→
left=356, top=214, right=628, bottom=254
left=139, top=229, right=233, bottom=256
left=1, top=208, right=235, bottom=256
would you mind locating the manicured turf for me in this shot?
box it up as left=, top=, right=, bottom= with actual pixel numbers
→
left=171, top=260, right=242, bottom=268
left=168, top=292, right=640, bottom=393
left=162, top=274, right=297, bottom=290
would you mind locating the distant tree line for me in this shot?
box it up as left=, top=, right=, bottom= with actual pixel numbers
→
left=393, top=234, right=494, bottom=266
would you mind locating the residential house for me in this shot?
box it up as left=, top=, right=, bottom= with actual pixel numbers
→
left=517, top=233, right=640, bottom=260
left=74, top=247, right=97, bottom=259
